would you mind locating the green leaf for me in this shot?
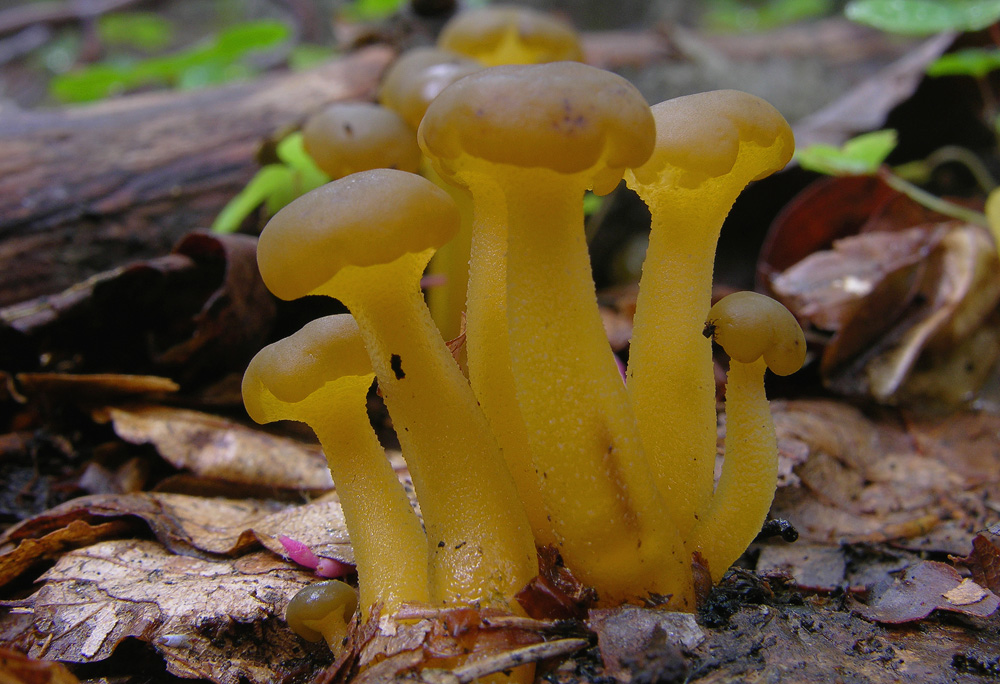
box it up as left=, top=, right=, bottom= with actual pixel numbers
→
left=98, top=13, right=174, bottom=51
left=276, top=132, right=330, bottom=191
left=49, top=63, right=134, bottom=103
left=845, top=0, right=1000, bottom=35
left=49, top=19, right=292, bottom=103
left=345, top=0, right=407, bottom=21
left=795, top=129, right=899, bottom=176
left=705, top=0, right=832, bottom=32
left=211, top=165, right=296, bottom=234
left=927, top=47, right=1000, bottom=78
left=582, top=192, right=604, bottom=216
left=289, top=44, right=337, bottom=71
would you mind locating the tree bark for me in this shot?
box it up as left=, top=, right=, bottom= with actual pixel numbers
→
left=0, top=45, right=394, bottom=307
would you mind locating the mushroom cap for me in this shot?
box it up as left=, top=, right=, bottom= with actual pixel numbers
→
left=438, top=5, right=583, bottom=66
left=628, top=90, right=794, bottom=190
left=242, top=314, right=372, bottom=424
left=257, top=169, right=460, bottom=301
left=285, top=580, right=359, bottom=645
left=418, top=62, right=655, bottom=194
left=378, top=47, right=483, bottom=131
left=706, top=291, right=806, bottom=376
left=302, top=102, right=421, bottom=179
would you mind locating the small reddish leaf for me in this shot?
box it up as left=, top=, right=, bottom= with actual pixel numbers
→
left=952, top=533, right=1000, bottom=595
left=515, top=545, right=597, bottom=620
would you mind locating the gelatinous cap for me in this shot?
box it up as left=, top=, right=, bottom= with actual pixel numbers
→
left=438, top=5, right=583, bottom=66
left=628, top=90, right=794, bottom=190
left=302, top=102, right=421, bottom=179
left=705, top=291, right=806, bottom=376
left=285, top=580, right=359, bottom=647
left=378, top=47, right=483, bottom=130
left=242, top=315, right=372, bottom=424
left=257, top=169, right=460, bottom=300
left=418, top=62, right=654, bottom=194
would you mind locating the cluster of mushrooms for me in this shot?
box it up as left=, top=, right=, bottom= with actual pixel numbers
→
left=240, top=5, right=806, bottom=680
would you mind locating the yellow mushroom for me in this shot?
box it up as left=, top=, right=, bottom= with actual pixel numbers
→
left=378, top=47, right=484, bottom=340
left=256, top=169, right=536, bottom=610
left=695, top=291, right=806, bottom=580
left=285, top=580, right=359, bottom=654
left=623, top=90, right=794, bottom=538
left=438, top=5, right=583, bottom=66
left=419, top=62, right=692, bottom=607
left=301, top=102, right=421, bottom=180
left=242, top=314, right=429, bottom=618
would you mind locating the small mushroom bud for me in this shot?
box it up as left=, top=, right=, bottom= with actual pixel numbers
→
left=285, top=580, right=359, bottom=653
left=693, top=291, right=805, bottom=581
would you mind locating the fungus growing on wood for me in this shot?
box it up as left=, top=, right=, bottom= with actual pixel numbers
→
left=285, top=580, right=359, bottom=653
left=242, top=314, right=429, bottom=617
left=694, top=291, right=806, bottom=580
left=419, top=62, right=692, bottom=607
left=623, top=90, right=795, bottom=538
left=256, top=169, right=536, bottom=610
left=301, top=102, right=421, bottom=180
left=438, top=5, right=583, bottom=66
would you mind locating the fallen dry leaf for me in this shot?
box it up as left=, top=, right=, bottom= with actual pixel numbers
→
left=0, top=232, right=274, bottom=387
left=0, top=647, right=80, bottom=684
left=103, top=405, right=335, bottom=491
left=0, top=491, right=355, bottom=587
left=852, top=560, right=999, bottom=624
left=0, top=540, right=320, bottom=684
left=768, top=400, right=1000, bottom=557
left=588, top=605, right=703, bottom=683
left=952, top=533, right=1000, bottom=595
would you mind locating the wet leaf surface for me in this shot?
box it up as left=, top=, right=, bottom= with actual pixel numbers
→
left=0, top=540, right=323, bottom=684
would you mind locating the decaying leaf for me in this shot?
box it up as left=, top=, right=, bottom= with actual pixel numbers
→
left=103, top=405, right=335, bottom=491
left=768, top=400, right=1000, bottom=556
left=323, top=606, right=582, bottom=684
left=952, top=533, right=1000, bottom=595
left=0, top=232, right=275, bottom=387
left=772, top=222, right=1000, bottom=406
left=0, top=540, right=320, bottom=684
left=588, top=605, right=703, bottom=683
left=852, top=560, right=999, bottom=624
left=0, top=647, right=80, bottom=684
left=0, top=491, right=355, bottom=587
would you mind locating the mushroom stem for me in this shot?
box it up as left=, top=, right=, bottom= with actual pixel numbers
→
left=308, top=386, right=429, bottom=617
left=624, top=196, right=732, bottom=538
left=423, top=163, right=476, bottom=341
left=624, top=91, right=795, bottom=538
left=321, top=251, right=537, bottom=609
left=463, top=179, right=555, bottom=546
left=692, top=290, right=805, bottom=581
left=498, top=167, right=693, bottom=607
left=242, top=315, right=429, bottom=619
left=688, top=356, right=773, bottom=581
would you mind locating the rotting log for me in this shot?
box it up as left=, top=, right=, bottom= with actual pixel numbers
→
left=0, top=45, right=394, bottom=307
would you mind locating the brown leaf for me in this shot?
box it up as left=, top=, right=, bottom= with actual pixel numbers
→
left=0, top=492, right=354, bottom=581
left=0, top=540, right=320, bottom=684
left=0, top=647, right=80, bottom=684
left=515, top=545, right=597, bottom=620
left=768, top=400, right=1000, bottom=556
left=952, top=534, right=1000, bottom=595
left=852, top=560, right=999, bottom=624
left=0, top=232, right=275, bottom=387
left=104, top=404, right=335, bottom=491
left=588, top=605, right=703, bottom=682
left=0, top=519, right=136, bottom=591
